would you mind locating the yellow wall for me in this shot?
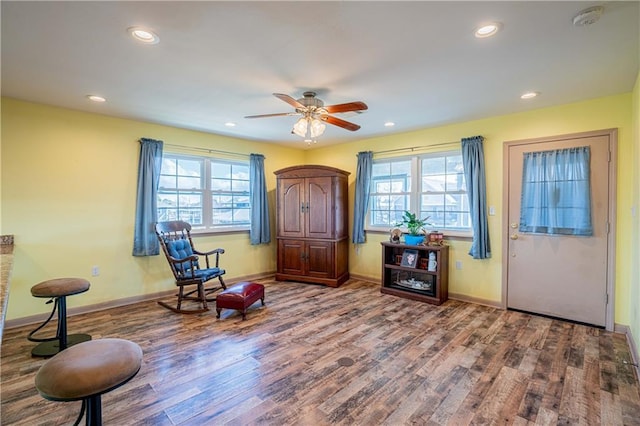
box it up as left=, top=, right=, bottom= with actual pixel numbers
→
left=2, top=92, right=637, bottom=329
left=1, top=98, right=304, bottom=320
left=309, top=93, right=635, bottom=325
left=630, top=71, right=640, bottom=348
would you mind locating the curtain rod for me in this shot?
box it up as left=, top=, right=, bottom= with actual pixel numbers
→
left=163, top=143, right=252, bottom=159
left=372, top=140, right=460, bottom=156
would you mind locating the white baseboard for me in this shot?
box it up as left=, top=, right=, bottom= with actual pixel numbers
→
left=4, top=272, right=275, bottom=330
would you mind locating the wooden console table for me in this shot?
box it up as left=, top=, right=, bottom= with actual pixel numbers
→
left=1, top=235, right=15, bottom=342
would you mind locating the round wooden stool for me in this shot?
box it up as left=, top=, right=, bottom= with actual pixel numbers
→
left=35, top=338, right=143, bottom=426
left=29, top=278, right=92, bottom=357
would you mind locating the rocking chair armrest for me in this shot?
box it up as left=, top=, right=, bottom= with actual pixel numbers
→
left=192, top=248, right=224, bottom=269
left=167, top=254, right=199, bottom=264
left=192, top=248, right=225, bottom=257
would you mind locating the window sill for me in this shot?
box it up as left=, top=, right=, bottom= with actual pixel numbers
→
left=190, top=227, right=249, bottom=237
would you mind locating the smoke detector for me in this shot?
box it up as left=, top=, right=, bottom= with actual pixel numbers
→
left=572, top=6, right=604, bottom=26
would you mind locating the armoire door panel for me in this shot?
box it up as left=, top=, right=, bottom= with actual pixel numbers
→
left=307, top=241, right=333, bottom=278
left=306, top=177, right=333, bottom=239
left=277, top=178, right=305, bottom=238
left=278, top=239, right=306, bottom=275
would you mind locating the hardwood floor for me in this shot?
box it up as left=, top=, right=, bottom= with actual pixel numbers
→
left=2, top=278, right=639, bottom=425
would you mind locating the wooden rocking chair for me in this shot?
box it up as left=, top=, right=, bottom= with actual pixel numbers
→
left=156, top=221, right=227, bottom=314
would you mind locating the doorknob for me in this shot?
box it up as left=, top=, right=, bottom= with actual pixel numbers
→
left=510, top=234, right=518, bottom=240
left=510, top=223, right=518, bottom=229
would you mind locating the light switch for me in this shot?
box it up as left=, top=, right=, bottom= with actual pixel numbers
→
left=489, top=206, right=496, bottom=216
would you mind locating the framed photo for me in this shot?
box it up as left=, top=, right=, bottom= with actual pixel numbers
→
left=389, top=227, right=403, bottom=243
left=400, top=249, right=419, bottom=268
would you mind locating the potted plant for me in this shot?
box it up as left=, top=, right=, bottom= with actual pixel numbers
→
left=396, top=211, right=430, bottom=245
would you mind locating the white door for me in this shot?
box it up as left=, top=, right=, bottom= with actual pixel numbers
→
left=504, top=130, right=616, bottom=328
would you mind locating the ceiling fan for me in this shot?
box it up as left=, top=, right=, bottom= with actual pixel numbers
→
left=245, top=91, right=368, bottom=139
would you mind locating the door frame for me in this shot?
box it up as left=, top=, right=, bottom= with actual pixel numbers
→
left=501, top=129, right=618, bottom=331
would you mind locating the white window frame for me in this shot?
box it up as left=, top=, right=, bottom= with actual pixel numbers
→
left=158, top=153, right=251, bottom=233
left=367, top=150, right=472, bottom=237
left=368, top=157, right=417, bottom=231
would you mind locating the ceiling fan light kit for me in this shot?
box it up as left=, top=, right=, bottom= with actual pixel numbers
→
left=309, top=118, right=326, bottom=138
left=292, top=114, right=326, bottom=139
left=245, top=91, right=367, bottom=142
left=292, top=117, right=308, bottom=137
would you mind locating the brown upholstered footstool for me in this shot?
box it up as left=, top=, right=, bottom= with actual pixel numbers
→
left=216, top=282, right=265, bottom=320
left=35, top=338, right=143, bottom=425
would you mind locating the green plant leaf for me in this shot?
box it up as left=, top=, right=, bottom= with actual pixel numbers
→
left=396, top=210, right=431, bottom=235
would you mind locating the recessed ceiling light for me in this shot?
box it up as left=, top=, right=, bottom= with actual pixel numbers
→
left=573, top=6, right=604, bottom=26
left=475, top=23, right=502, bottom=38
left=224, top=122, right=236, bottom=127
left=520, top=91, right=539, bottom=99
left=86, top=95, right=106, bottom=103
left=127, top=27, right=159, bottom=44
left=384, top=121, right=395, bottom=127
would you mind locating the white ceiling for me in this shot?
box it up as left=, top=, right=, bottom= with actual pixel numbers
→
left=2, top=1, right=638, bottom=149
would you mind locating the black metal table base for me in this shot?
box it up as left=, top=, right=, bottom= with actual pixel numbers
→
left=31, top=333, right=92, bottom=357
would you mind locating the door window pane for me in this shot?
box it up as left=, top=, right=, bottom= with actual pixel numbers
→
left=520, top=147, right=592, bottom=235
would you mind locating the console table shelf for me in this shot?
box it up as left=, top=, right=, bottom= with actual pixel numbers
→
left=380, top=242, right=449, bottom=305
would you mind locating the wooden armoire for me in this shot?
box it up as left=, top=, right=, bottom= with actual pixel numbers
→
left=274, top=165, right=350, bottom=287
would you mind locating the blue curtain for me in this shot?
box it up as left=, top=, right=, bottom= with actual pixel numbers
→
left=352, top=151, right=373, bottom=244
left=461, top=136, right=491, bottom=259
left=519, top=147, right=592, bottom=236
left=132, top=138, right=163, bottom=256
left=249, top=153, right=271, bottom=245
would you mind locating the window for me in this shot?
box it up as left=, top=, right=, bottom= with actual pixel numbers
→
left=370, top=159, right=412, bottom=227
left=369, top=151, right=471, bottom=233
left=420, top=151, right=471, bottom=231
left=157, top=153, right=250, bottom=231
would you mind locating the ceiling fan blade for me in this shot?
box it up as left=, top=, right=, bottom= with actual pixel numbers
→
left=273, top=93, right=305, bottom=109
left=324, top=101, right=368, bottom=114
left=244, top=112, right=300, bottom=119
left=323, top=115, right=361, bottom=131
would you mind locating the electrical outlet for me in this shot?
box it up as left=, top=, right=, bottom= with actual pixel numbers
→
left=91, top=266, right=100, bottom=277
left=455, top=260, right=462, bottom=270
